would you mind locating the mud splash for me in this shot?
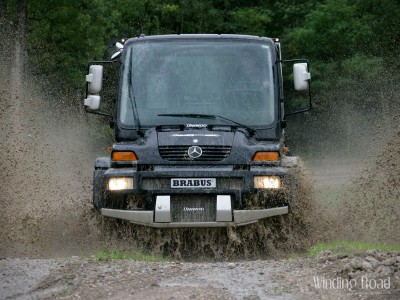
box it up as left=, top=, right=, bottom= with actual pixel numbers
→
left=338, top=126, right=400, bottom=244
left=302, top=79, right=400, bottom=246
left=0, top=28, right=111, bottom=258
left=93, top=159, right=316, bottom=260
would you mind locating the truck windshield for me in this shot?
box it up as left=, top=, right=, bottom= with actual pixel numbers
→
left=119, top=40, right=275, bottom=128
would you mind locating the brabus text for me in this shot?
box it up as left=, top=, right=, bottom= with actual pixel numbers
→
left=171, top=178, right=216, bottom=188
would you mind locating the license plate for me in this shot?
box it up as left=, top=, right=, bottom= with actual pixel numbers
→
left=171, top=178, right=216, bottom=188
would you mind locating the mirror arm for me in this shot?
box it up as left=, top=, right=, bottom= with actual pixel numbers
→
left=277, top=58, right=312, bottom=117
left=284, top=81, right=312, bottom=117
left=84, top=106, right=113, bottom=118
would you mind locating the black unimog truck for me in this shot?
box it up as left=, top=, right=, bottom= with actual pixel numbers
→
left=84, top=34, right=311, bottom=228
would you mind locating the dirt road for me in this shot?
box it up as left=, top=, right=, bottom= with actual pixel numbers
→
left=1, top=249, right=399, bottom=299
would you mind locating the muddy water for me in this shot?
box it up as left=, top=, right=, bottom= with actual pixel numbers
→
left=0, top=39, right=110, bottom=258
left=306, top=134, right=400, bottom=245
left=340, top=131, right=400, bottom=244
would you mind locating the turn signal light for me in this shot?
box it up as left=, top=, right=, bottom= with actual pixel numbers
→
left=112, top=151, right=138, bottom=161
left=252, top=151, right=279, bottom=161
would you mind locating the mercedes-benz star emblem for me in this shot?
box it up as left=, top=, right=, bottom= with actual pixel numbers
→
left=188, top=146, right=203, bottom=159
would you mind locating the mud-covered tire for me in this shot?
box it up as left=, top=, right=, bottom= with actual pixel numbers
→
left=93, top=158, right=110, bottom=211
left=93, top=170, right=105, bottom=211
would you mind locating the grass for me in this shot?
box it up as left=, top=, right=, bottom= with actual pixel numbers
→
left=308, top=240, right=400, bottom=258
left=93, top=249, right=169, bottom=262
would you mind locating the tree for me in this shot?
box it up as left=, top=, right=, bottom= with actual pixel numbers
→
left=27, top=0, right=117, bottom=88
left=356, top=0, right=400, bottom=69
left=283, top=0, right=372, bottom=61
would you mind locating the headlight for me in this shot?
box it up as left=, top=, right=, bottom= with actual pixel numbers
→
left=108, top=177, right=133, bottom=191
left=254, top=176, right=282, bottom=189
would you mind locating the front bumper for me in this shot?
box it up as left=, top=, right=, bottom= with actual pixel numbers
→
left=95, top=165, right=292, bottom=227
left=101, top=205, right=288, bottom=228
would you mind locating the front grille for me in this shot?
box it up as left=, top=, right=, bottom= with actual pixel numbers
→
left=159, top=145, right=231, bottom=161
left=171, top=195, right=216, bottom=222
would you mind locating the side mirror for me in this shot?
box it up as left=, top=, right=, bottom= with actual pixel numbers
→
left=84, top=95, right=101, bottom=110
left=83, top=61, right=116, bottom=119
left=86, top=65, right=103, bottom=94
left=293, top=63, right=311, bottom=91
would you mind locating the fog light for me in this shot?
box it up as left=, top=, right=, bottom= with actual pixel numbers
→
left=108, top=177, right=133, bottom=190
left=254, top=176, right=282, bottom=189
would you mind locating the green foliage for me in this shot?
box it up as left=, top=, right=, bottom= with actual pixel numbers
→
left=228, top=7, right=272, bottom=36
left=339, top=54, right=385, bottom=85
left=283, top=0, right=371, bottom=60
left=356, top=0, right=400, bottom=64
left=27, top=0, right=118, bottom=88
left=308, top=241, right=400, bottom=258
left=94, top=249, right=169, bottom=262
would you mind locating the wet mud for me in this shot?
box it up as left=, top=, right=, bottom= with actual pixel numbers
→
left=0, top=33, right=110, bottom=258
left=339, top=128, right=400, bottom=244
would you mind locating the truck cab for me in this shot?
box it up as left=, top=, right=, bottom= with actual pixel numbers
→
left=84, top=34, right=311, bottom=228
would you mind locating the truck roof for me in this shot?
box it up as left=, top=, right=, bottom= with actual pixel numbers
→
left=124, top=34, right=275, bottom=45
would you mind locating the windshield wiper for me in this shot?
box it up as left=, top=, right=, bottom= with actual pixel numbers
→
left=128, top=65, right=143, bottom=136
left=158, top=113, right=256, bottom=136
